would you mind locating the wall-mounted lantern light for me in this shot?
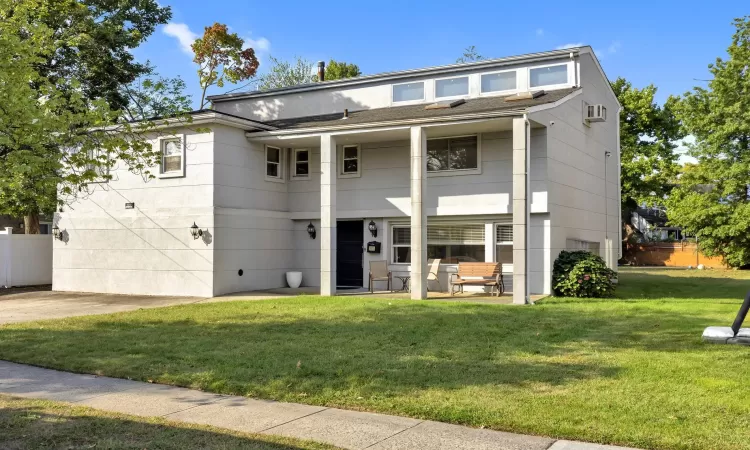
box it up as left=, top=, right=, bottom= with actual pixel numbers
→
left=52, top=224, right=63, bottom=241
left=190, top=222, right=203, bottom=240
left=307, top=222, right=316, bottom=239
left=368, top=220, right=378, bottom=238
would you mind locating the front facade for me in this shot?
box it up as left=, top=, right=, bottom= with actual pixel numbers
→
left=53, top=47, right=621, bottom=302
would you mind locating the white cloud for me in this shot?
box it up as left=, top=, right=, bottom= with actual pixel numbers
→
left=163, top=23, right=198, bottom=55
left=536, top=28, right=544, bottom=37
left=607, top=41, right=622, bottom=54
left=675, top=135, right=698, bottom=165
left=246, top=36, right=271, bottom=52
left=555, top=42, right=585, bottom=50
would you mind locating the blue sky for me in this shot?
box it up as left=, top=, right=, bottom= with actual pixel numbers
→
left=134, top=0, right=747, bottom=108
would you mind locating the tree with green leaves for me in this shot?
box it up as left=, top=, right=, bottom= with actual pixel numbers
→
left=666, top=16, right=750, bottom=267
left=257, top=56, right=317, bottom=91
left=612, top=77, right=683, bottom=214
left=192, top=23, right=260, bottom=109
left=120, top=63, right=192, bottom=121
left=325, top=59, right=361, bottom=80
left=457, top=46, right=483, bottom=63
left=0, top=0, right=186, bottom=233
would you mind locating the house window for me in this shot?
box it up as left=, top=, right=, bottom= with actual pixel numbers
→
left=393, top=82, right=424, bottom=103
left=435, top=76, right=468, bottom=98
left=529, top=64, right=568, bottom=88
left=87, top=148, right=110, bottom=180
left=427, top=136, right=478, bottom=172
left=266, top=145, right=282, bottom=180
left=392, top=226, right=412, bottom=264
left=481, top=71, right=517, bottom=93
left=341, top=145, right=360, bottom=176
left=293, top=149, right=309, bottom=178
left=161, top=139, right=182, bottom=173
left=496, top=224, right=513, bottom=265
left=391, top=223, right=485, bottom=264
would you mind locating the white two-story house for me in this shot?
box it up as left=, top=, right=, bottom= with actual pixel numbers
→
left=52, top=46, right=621, bottom=304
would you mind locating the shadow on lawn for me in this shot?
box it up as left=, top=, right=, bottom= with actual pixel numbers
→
left=0, top=398, right=317, bottom=450
left=0, top=301, right=720, bottom=399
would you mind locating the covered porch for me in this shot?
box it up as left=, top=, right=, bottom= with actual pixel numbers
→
left=248, top=114, right=546, bottom=305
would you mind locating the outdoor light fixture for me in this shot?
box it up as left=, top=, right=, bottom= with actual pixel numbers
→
left=368, top=220, right=378, bottom=238
left=52, top=224, right=63, bottom=241
left=190, top=222, right=203, bottom=240
left=307, top=222, right=316, bottom=239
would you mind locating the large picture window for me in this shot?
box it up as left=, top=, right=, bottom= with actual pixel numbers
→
left=391, top=223, right=485, bottom=264
left=427, top=136, right=478, bottom=172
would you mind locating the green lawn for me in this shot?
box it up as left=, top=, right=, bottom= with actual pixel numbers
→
left=0, top=394, right=336, bottom=449
left=2, top=269, right=750, bottom=450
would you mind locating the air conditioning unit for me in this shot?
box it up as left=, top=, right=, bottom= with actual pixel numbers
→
left=584, top=103, right=607, bottom=123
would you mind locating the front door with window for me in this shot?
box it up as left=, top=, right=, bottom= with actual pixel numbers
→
left=337, top=220, right=364, bottom=288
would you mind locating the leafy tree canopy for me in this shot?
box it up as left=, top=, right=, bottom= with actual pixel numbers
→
left=325, top=59, right=361, bottom=80
left=666, top=16, right=750, bottom=267
left=612, top=77, right=683, bottom=212
left=257, top=56, right=316, bottom=91
left=193, top=23, right=259, bottom=109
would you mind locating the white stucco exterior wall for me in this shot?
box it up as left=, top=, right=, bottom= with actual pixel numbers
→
left=53, top=128, right=216, bottom=297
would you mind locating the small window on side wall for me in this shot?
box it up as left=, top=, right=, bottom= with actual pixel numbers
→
left=266, top=145, right=283, bottom=181
left=529, top=64, right=568, bottom=88
left=340, top=145, right=360, bottom=177
left=393, top=82, right=424, bottom=103
left=293, top=149, right=309, bottom=178
left=159, top=136, right=185, bottom=178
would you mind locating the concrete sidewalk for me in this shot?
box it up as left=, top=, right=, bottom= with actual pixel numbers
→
left=0, top=361, right=638, bottom=450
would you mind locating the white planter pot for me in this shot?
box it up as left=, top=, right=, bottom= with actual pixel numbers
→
left=286, top=271, right=303, bottom=289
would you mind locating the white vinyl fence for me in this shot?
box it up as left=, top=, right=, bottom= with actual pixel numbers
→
left=0, top=228, right=53, bottom=287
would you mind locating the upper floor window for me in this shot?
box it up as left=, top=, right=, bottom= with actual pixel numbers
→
left=293, top=149, right=309, bottom=178
left=427, top=136, right=478, bottom=173
left=529, top=64, right=568, bottom=88
left=340, top=145, right=360, bottom=177
left=393, top=82, right=424, bottom=103
left=266, top=145, right=283, bottom=181
left=481, top=71, right=517, bottom=93
left=435, top=76, right=468, bottom=98
left=161, top=139, right=182, bottom=173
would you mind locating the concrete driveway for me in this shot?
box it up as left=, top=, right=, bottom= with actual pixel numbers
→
left=0, top=287, right=208, bottom=324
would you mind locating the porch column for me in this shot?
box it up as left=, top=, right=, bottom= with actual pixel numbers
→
left=512, top=117, right=530, bottom=304
left=320, top=134, right=337, bottom=296
left=410, top=126, right=427, bottom=299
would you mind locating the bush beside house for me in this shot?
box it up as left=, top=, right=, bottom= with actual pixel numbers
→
left=553, top=251, right=617, bottom=297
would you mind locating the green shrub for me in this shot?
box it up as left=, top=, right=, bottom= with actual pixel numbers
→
left=552, top=250, right=617, bottom=297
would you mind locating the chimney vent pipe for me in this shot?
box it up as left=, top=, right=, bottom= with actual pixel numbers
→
left=317, top=61, right=325, bottom=82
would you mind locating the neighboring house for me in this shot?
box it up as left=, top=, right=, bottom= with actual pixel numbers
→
left=630, top=207, right=683, bottom=242
left=0, top=215, right=53, bottom=235
left=53, top=46, right=621, bottom=304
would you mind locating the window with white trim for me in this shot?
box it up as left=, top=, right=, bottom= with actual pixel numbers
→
left=87, top=148, right=110, bottom=180
left=435, top=76, right=468, bottom=98
left=495, top=224, right=513, bottom=265
left=427, top=136, right=478, bottom=172
left=161, top=138, right=183, bottom=174
left=481, top=71, right=517, bottom=93
left=391, top=223, right=486, bottom=264
left=341, top=145, right=360, bottom=176
left=265, top=145, right=283, bottom=180
left=392, top=81, right=424, bottom=103
left=293, top=149, right=309, bottom=178
left=529, top=64, right=568, bottom=88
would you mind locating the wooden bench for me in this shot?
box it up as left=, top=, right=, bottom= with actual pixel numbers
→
left=449, top=262, right=504, bottom=297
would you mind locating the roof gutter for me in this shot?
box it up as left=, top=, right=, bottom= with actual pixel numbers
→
left=98, top=111, right=278, bottom=133
left=244, top=109, right=528, bottom=138
left=210, top=48, right=583, bottom=103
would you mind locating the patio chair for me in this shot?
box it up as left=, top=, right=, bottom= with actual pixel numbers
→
left=369, top=260, right=392, bottom=293
left=426, top=258, right=442, bottom=292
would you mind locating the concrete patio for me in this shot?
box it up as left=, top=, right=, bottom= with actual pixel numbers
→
left=0, top=360, right=638, bottom=450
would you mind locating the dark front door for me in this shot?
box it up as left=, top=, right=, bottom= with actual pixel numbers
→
left=337, top=220, right=363, bottom=288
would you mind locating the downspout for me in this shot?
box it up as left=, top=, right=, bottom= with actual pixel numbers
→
left=524, top=113, right=531, bottom=304
left=616, top=106, right=622, bottom=262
